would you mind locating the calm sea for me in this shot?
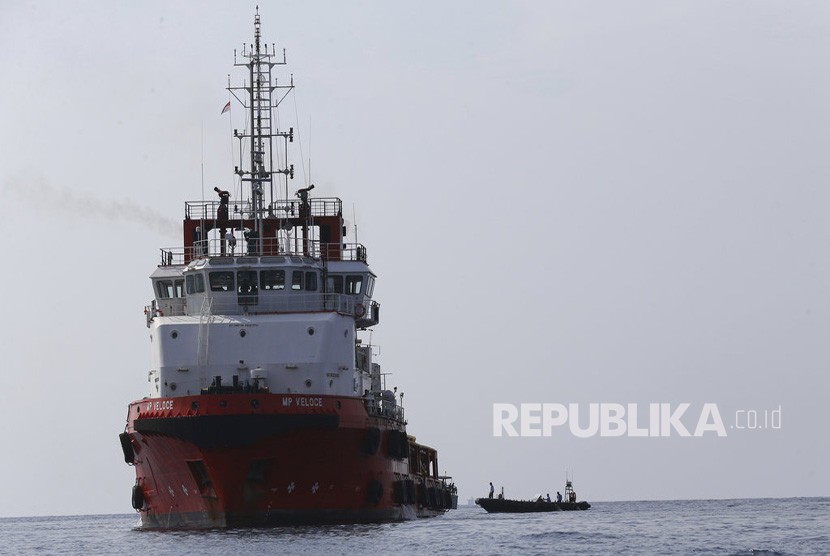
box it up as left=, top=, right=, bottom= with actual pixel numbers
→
left=1, top=498, right=827, bottom=555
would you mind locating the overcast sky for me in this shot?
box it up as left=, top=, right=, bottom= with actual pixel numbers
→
left=1, top=1, right=828, bottom=517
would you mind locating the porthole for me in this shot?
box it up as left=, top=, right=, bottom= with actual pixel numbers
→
left=307, top=327, right=315, bottom=336
left=251, top=399, right=260, bottom=409
left=170, top=382, right=177, bottom=391
left=171, top=330, right=178, bottom=339
left=240, top=330, right=247, bottom=338
left=305, top=379, right=313, bottom=388
left=191, top=401, right=199, bottom=411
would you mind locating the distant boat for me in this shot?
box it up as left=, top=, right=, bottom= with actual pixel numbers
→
left=476, top=479, right=590, bottom=513
left=475, top=498, right=590, bottom=513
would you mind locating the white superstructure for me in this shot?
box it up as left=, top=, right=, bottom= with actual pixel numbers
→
left=146, top=248, right=379, bottom=399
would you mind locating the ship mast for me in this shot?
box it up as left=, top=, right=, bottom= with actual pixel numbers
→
left=228, top=6, right=295, bottom=255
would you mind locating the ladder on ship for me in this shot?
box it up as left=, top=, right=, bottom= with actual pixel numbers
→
left=251, top=38, right=273, bottom=203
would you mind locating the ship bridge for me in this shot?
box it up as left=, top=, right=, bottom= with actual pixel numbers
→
left=148, top=194, right=378, bottom=327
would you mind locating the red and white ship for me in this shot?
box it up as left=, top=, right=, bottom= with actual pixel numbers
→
left=118, top=9, right=456, bottom=528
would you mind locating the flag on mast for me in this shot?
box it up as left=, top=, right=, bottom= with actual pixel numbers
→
left=221, top=101, right=231, bottom=114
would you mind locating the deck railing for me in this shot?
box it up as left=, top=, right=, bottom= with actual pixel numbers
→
left=365, top=397, right=405, bottom=422
left=159, top=240, right=367, bottom=266
left=155, top=293, right=378, bottom=320
left=184, top=197, right=343, bottom=221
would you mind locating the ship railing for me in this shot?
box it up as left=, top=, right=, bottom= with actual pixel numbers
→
left=179, top=292, right=366, bottom=317
left=365, top=398, right=405, bottom=422
left=160, top=240, right=367, bottom=266
left=151, top=294, right=376, bottom=321
left=184, top=197, right=343, bottom=221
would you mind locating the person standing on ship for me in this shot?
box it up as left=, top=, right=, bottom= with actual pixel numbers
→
left=489, top=482, right=494, bottom=499
left=214, top=186, right=230, bottom=222
left=556, top=491, right=563, bottom=503
left=225, top=231, right=236, bottom=255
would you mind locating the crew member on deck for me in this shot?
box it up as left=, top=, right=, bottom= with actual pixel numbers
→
left=244, top=228, right=259, bottom=255
left=296, top=184, right=314, bottom=217
left=225, top=231, right=236, bottom=255
left=489, top=482, right=494, bottom=499
left=215, top=186, right=230, bottom=221
left=556, top=491, right=563, bottom=503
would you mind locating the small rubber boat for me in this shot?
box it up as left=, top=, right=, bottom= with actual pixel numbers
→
left=475, top=497, right=590, bottom=513
left=476, top=479, right=590, bottom=513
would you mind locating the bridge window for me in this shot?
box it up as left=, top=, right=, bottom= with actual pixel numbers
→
left=305, top=271, right=318, bottom=291
left=346, top=275, right=363, bottom=295
left=289, top=270, right=319, bottom=291
left=185, top=273, right=205, bottom=294
left=209, top=271, right=234, bottom=292
left=291, top=271, right=303, bottom=290
left=156, top=280, right=172, bottom=299
left=328, top=275, right=344, bottom=293
left=156, top=279, right=185, bottom=299
left=261, top=270, right=285, bottom=290
left=237, top=270, right=258, bottom=295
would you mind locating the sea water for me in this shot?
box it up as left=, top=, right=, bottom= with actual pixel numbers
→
left=1, top=497, right=827, bottom=555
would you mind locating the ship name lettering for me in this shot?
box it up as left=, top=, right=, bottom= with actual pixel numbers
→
left=296, top=397, right=323, bottom=407
left=153, top=400, right=174, bottom=411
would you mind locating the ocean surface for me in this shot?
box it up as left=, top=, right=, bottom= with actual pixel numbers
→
left=1, top=498, right=827, bottom=555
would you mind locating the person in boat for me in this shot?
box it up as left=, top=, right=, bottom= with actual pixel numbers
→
left=214, top=186, right=230, bottom=222
left=489, top=482, right=494, bottom=499
left=546, top=493, right=551, bottom=503
left=556, top=491, right=563, bottom=503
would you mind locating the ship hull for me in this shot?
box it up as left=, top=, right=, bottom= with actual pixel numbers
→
left=122, top=393, right=450, bottom=528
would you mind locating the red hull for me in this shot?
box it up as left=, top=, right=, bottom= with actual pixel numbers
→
left=122, top=393, right=451, bottom=528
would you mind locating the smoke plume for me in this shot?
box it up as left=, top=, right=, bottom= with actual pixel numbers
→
left=3, top=176, right=181, bottom=239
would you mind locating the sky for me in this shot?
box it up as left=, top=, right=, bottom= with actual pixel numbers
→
left=0, top=1, right=829, bottom=517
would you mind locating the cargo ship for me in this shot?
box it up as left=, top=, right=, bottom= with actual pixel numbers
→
left=118, top=9, right=455, bottom=528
